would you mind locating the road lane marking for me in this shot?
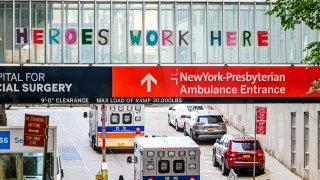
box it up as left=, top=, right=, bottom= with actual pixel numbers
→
left=58, top=117, right=94, bottom=179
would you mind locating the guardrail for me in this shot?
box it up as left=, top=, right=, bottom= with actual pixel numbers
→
left=228, top=169, right=238, bottom=180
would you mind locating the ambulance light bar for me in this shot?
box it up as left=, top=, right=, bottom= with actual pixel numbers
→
left=147, top=151, right=154, bottom=157
left=135, top=117, right=141, bottom=121
left=168, top=151, right=175, bottom=157
left=135, top=106, right=141, bottom=111
left=158, top=151, right=165, bottom=157
left=147, top=164, right=154, bottom=170
left=178, top=151, right=186, bottom=156
left=189, top=163, right=196, bottom=169
left=118, top=106, right=124, bottom=111
left=189, top=150, right=196, bottom=156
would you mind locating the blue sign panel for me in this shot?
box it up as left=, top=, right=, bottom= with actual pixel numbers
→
left=0, top=131, right=10, bottom=149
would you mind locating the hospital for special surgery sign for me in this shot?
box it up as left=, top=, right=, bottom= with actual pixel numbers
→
left=24, top=114, right=48, bottom=147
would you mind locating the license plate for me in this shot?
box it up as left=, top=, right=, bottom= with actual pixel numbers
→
left=243, top=155, right=251, bottom=158
left=207, top=127, right=214, bottom=131
left=118, top=142, right=125, bottom=146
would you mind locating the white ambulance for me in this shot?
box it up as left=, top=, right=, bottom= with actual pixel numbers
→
left=87, top=104, right=145, bottom=149
left=127, top=136, right=200, bottom=180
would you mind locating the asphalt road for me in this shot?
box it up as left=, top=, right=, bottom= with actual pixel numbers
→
left=6, top=106, right=302, bottom=180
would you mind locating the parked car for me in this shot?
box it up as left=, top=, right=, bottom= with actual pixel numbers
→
left=168, top=104, right=204, bottom=131
left=184, top=109, right=226, bottom=140
left=212, top=134, right=265, bottom=176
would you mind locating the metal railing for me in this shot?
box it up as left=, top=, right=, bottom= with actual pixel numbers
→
left=228, top=169, right=238, bottom=180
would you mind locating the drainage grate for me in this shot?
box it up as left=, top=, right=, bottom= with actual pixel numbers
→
left=58, top=146, right=82, bottom=160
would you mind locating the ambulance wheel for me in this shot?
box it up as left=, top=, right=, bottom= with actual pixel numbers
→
left=91, top=136, right=96, bottom=150
left=168, top=116, right=171, bottom=126
left=221, top=159, right=229, bottom=176
left=212, top=151, right=219, bottom=167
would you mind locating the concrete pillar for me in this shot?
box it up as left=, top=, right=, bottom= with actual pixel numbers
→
left=0, top=104, right=7, bottom=126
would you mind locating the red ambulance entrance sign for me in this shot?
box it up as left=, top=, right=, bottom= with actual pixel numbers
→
left=112, top=66, right=320, bottom=98
left=24, top=114, right=49, bottom=147
left=255, top=106, right=267, bottom=135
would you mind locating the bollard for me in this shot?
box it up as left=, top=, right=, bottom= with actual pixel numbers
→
left=101, top=162, right=108, bottom=180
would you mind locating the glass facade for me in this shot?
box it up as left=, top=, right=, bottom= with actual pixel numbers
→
left=0, top=0, right=319, bottom=64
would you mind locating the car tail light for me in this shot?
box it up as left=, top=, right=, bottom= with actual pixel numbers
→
left=226, top=151, right=237, bottom=161
left=181, top=114, right=187, bottom=118
left=148, top=178, right=154, bottom=180
left=196, top=122, right=204, bottom=126
left=257, top=153, right=264, bottom=160
left=190, top=178, right=195, bottom=180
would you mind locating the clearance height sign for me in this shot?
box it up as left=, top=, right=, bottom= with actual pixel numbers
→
left=0, top=66, right=320, bottom=104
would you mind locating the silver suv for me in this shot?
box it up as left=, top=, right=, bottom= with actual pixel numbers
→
left=184, top=109, right=226, bottom=141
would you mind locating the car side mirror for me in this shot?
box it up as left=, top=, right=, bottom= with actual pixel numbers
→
left=127, top=156, right=133, bottom=164
left=127, top=156, right=137, bottom=164
left=169, top=107, right=173, bottom=110
left=83, top=112, right=88, bottom=118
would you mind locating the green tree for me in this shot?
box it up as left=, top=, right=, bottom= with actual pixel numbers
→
left=266, top=0, right=320, bottom=94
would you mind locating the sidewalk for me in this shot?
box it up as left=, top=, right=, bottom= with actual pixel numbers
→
left=227, top=125, right=302, bottom=180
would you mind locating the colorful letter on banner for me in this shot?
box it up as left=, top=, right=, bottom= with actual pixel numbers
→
left=33, top=28, right=44, bottom=44
left=179, top=30, right=190, bottom=46
left=16, top=28, right=28, bottom=44
left=162, top=30, right=174, bottom=46
left=82, top=29, right=93, bottom=45
left=226, top=31, right=237, bottom=46
left=210, top=31, right=222, bottom=46
left=65, top=28, right=77, bottom=45
left=257, top=30, right=269, bottom=46
left=242, top=31, right=252, bottom=47
left=146, top=30, right=158, bottom=46
left=49, top=28, right=60, bottom=44
left=98, top=29, right=109, bottom=45
left=130, top=30, right=142, bottom=46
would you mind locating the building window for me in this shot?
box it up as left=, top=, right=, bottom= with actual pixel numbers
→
left=112, top=3, right=127, bottom=63
left=128, top=3, right=143, bottom=63
left=96, top=3, right=110, bottom=63
left=160, top=3, right=174, bottom=63
left=48, top=2, right=62, bottom=63
left=304, top=111, right=309, bottom=168
left=256, top=4, right=270, bottom=63
left=192, top=3, right=206, bottom=63
left=318, top=111, right=320, bottom=169
left=224, top=3, right=238, bottom=64
left=144, top=3, right=159, bottom=63
left=208, top=3, right=222, bottom=63
left=176, top=3, right=190, bottom=63
left=79, top=3, right=94, bottom=63
left=63, top=3, right=79, bottom=63
left=291, top=112, right=296, bottom=167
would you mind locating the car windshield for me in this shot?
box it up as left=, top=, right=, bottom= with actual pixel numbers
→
left=198, top=116, right=223, bottom=124
left=186, top=105, right=204, bottom=112
left=231, top=141, right=261, bottom=151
